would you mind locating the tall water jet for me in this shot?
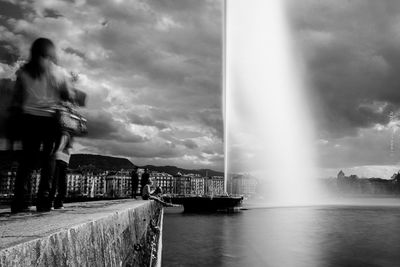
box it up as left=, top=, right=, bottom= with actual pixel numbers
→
left=224, top=0, right=318, bottom=205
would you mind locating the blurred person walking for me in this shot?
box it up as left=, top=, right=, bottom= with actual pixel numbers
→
left=8, top=38, right=73, bottom=212
left=131, top=166, right=139, bottom=199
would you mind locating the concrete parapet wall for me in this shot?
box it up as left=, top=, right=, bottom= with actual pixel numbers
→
left=0, top=200, right=163, bottom=267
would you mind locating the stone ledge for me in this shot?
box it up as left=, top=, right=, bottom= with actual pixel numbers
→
left=0, top=199, right=163, bottom=267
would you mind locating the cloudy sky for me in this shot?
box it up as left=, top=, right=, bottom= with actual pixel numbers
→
left=286, top=0, right=400, bottom=178
left=2, top=0, right=400, bottom=178
left=0, top=0, right=223, bottom=171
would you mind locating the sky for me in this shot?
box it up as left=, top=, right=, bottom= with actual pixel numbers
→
left=286, top=0, right=400, bottom=178
left=2, top=1, right=400, bottom=178
left=0, top=0, right=224, bottom=171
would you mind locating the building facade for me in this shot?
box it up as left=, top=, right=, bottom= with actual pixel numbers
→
left=190, top=176, right=205, bottom=196
left=31, top=170, right=41, bottom=195
left=228, top=174, right=257, bottom=197
left=105, top=170, right=131, bottom=198
left=66, top=172, right=83, bottom=197
left=0, top=167, right=17, bottom=198
left=205, top=176, right=225, bottom=196
left=174, top=175, right=191, bottom=195
left=151, top=172, right=174, bottom=194
left=0, top=168, right=41, bottom=198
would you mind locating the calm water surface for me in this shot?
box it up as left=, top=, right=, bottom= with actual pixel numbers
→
left=162, top=201, right=400, bottom=267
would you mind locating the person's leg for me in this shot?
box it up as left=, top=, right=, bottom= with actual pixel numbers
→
left=133, top=183, right=138, bottom=199
left=49, top=161, right=60, bottom=206
left=50, top=134, right=68, bottom=206
left=54, top=161, right=67, bottom=209
left=149, top=196, right=175, bottom=207
left=11, top=115, right=40, bottom=213
left=131, top=181, right=137, bottom=198
left=140, top=183, right=144, bottom=197
left=36, top=117, right=57, bottom=211
left=131, top=179, right=134, bottom=198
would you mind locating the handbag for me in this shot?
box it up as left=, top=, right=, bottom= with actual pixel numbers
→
left=56, top=104, right=88, bottom=136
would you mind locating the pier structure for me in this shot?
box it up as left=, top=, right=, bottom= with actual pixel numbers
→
left=0, top=199, right=163, bottom=266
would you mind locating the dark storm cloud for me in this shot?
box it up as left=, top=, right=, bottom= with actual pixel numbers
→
left=64, top=47, right=85, bottom=59
left=127, top=113, right=169, bottom=130
left=287, top=0, right=400, bottom=139
left=85, top=110, right=148, bottom=143
left=183, top=139, right=198, bottom=149
left=78, top=138, right=181, bottom=159
left=202, top=148, right=215, bottom=155
left=148, top=107, right=191, bottom=122
left=84, top=111, right=118, bottom=139
left=43, top=9, right=63, bottom=19
left=316, top=128, right=399, bottom=168
left=285, top=0, right=400, bottom=171
left=0, top=41, right=19, bottom=65
left=197, top=109, right=224, bottom=139
left=0, top=1, right=25, bottom=21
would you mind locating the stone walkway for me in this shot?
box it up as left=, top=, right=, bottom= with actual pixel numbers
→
left=0, top=199, right=148, bottom=250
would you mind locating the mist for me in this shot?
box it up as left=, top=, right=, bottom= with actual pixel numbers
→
left=225, top=0, right=320, bottom=205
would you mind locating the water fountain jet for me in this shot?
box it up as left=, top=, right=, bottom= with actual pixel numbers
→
left=225, top=0, right=319, bottom=206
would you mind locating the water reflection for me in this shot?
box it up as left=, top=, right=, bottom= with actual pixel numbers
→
left=163, top=203, right=400, bottom=267
left=219, top=207, right=320, bottom=267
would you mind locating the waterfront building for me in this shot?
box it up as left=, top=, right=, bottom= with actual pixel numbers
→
left=0, top=167, right=41, bottom=198
left=151, top=172, right=174, bottom=194
left=335, top=171, right=397, bottom=195
left=336, top=171, right=360, bottom=193
left=105, top=170, right=131, bottom=198
left=174, top=175, right=191, bottom=195
left=79, top=171, right=107, bottom=198
left=228, top=174, right=258, bottom=197
left=67, top=172, right=83, bottom=197
left=0, top=167, right=17, bottom=198
left=391, top=172, right=400, bottom=182
left=190, top=176, right=205, bottom=196
left=31, top=170, right=41, bottom=195
left=137, top=168, right=145, bottom=194
left=205, top=176, right=225, bottom=196
left=93, top=172, right=107, bottom=197
left=81, top=174, right=94, bottom=197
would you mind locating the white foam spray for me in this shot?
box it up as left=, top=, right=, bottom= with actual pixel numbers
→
left=224, top=0, right=319, bottom=205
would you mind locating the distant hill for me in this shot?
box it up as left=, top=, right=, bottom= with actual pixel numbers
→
left=69, top=154, right=135, bottom=170
left=140, top=165, right=224, bottom=177
left=69, top=154, right=224, bottom=176
left=0, top=152, right=224, bottom=176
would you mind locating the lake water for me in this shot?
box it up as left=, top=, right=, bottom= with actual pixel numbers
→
left=162, top=199, right=400, bottom=267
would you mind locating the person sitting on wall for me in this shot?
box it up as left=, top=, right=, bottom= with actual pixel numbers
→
left=142, top=178, right=175, bottom=207
left=140, top=168, right=150, bottom=196
left=142, top=177, right=162, bottom=200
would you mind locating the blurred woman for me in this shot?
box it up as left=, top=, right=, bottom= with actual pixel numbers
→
left=10, top=38, right=72, bottom=212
